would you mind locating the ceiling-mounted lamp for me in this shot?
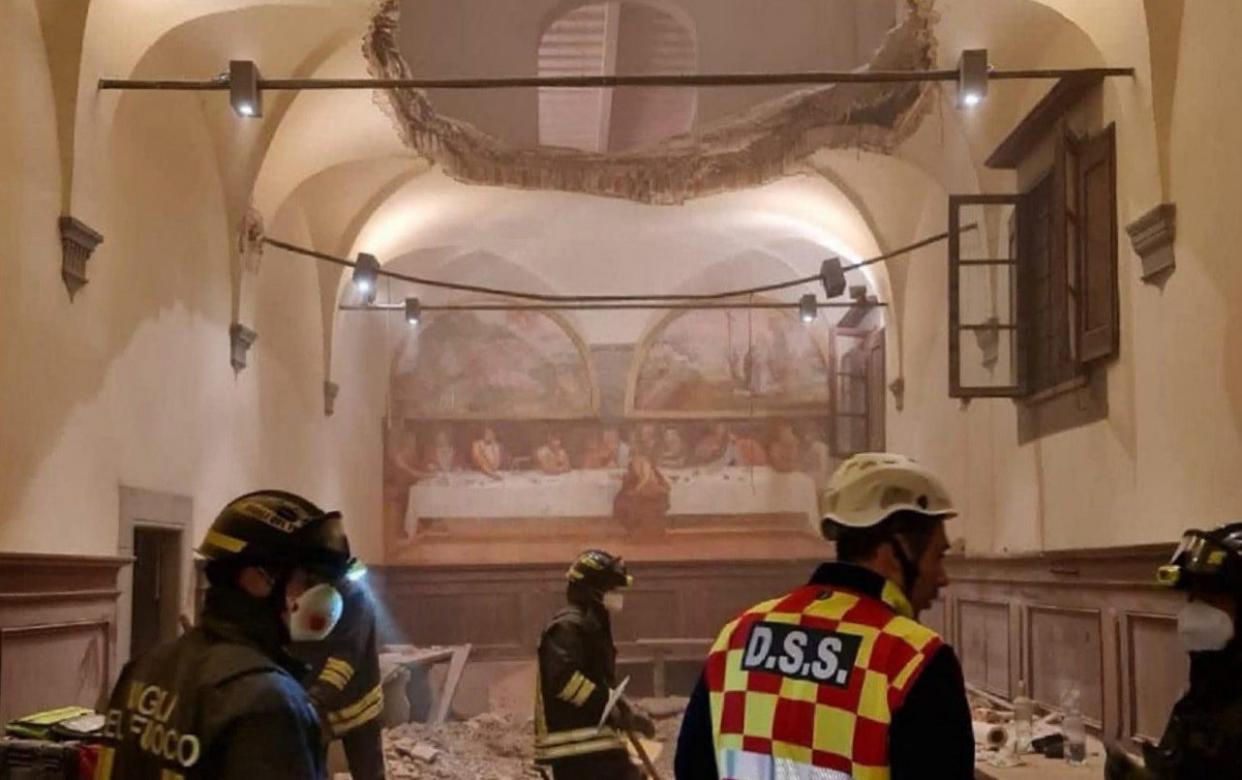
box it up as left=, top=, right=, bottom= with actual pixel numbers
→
left=229, top=60, right=262, bottom=118
left=404, top=297, right=421, bottom=326
left=352, top=252, right=380, bottom=303
left=957, top=49, right=989, bottom=108
left=798, top=294, right=818, bottom=323
left=820, top=257, right=846, bottom=299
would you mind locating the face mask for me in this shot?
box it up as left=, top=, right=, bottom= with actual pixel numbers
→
left=286, top=583, right=344, bottom=641
left=1177, top=600, right=1235, bottom=653
left=603, top=591, right=624, bottom=614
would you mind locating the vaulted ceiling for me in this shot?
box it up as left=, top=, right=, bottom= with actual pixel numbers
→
left=58, top=0, right=1160, bottom=378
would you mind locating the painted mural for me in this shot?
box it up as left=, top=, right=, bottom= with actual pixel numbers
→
left=631, top=308, right=832, bottom=414
left=383, top=305, right=882, bottom=551
left=391, top=309, right=597, bottom=419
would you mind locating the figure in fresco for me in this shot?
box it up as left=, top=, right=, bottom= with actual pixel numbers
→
left=612, top=449, right=671, bottom=522
left=637, top=423, right=660, bottom=456
left=693, top=421, right=734, bottom=466
left=615, top=427, right=633, bottom=467
left=730, top=427, right=769, bottom=467
left=424, top=428, right=460, bottom=473
left=470, top=425, right=504, bottom=480
left=605, top=427, right=628, bottom=467
left=581, top=428, right=620, bottom=469
left=536, top=433, right=573, bottom=475
left=658, top=427, right=688, bottom=469
left=799, top=425, right=832, bottom=486
left=768, top=421, right=802, bottom=473
left=384, top=423, right=430, bottom=540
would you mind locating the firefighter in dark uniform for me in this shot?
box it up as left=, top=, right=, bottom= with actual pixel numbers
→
left=291, top=568, right=386, bottom=780
left=535, top=549, right=655, bottom=780
left=95, top=490, right=357, bottom=780
left=1106, top=522, right=1242, bottom=779
left=675, top=453, right=975, bottom=779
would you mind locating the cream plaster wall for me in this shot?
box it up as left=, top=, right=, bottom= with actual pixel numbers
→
left=0, top=0, right=387, bottom=577
left=888, top=0, right=1242, bottom=553
left=5, top=0, right=1241, bottom=570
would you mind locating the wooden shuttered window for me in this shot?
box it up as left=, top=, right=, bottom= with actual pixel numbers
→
left=1077, top=124, right=1119, bottom=363
left=948, top=195, right=1025, bottom=397
left=948, top=123, right=1119, bottom=399
left=829, top=327, right=885, bottom=456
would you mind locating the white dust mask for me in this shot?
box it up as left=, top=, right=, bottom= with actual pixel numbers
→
left=1177, top=600, right=1235, bottom=652
left=286, top=583, right=344, bottom=641
left=603, top=591, right=625, bottom=614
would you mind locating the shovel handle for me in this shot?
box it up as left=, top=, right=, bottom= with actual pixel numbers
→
left=623, top=726, right=663, bottom=780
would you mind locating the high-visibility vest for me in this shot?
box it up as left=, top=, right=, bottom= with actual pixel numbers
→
left=705, top=578, right=942, bottom=780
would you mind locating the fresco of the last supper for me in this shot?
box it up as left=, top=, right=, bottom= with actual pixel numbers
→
left=383, top=302, right=884, bottom=562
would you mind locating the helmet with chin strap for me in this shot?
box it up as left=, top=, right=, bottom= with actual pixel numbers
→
left=816, top=452, right=957, bottom=539
left=817, top=453, right=956, bottom=596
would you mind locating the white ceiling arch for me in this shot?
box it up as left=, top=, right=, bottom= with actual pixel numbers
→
left=73, top=0, right=1166, bottom=391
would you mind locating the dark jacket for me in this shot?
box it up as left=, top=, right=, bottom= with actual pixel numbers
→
left=1144, top=643, right=1242, bottom=778
left=98, top=586, right=326, bottom=780
left=290, top=579, right=385, bottom=780
left=290, top=580, right=383, bottom=736
left=535, top=595, right=628, bottom=764
left=675, top=563, right=975, bottom=780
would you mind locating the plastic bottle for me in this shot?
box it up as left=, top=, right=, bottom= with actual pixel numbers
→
left=1012, top=679, right=1034, bottom=754
left=1062, top=688, right=1086, bottom=766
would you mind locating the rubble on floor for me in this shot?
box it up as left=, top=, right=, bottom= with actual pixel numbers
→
left=381, top=697, right=689, bottom=780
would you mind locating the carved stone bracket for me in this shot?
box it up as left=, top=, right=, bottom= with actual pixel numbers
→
left=237, top=207, right=265, bottom=274
left=1126, top=203, right=1176, bottom=282
left=57, top=215, right=103, bottom=300
left=324, top=381, right=340, bottom=417
left=229, top=323, right=257, bottom=373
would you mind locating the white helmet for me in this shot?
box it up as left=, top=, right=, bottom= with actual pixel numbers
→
left=815, top=452, right=957, bottom=539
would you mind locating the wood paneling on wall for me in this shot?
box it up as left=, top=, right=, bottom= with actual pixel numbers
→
left=371, top=558, right=820, bottom=661
left=941, top=544, right=1187, bottom=747
left=0, top=553, right=126, bottom=725
left=372, top=545, right=1191, bottom=745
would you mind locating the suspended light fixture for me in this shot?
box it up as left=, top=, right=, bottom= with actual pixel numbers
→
left=820, top=257, right=846, bottom=299
left=798, top=294, right=818, bottom=323
left=957, top=49, right=989, bottom=108
left=229, top=60, right=262, bottom=118
left=404, top=297, right=421, bottom=326
left=352, top=252, right=380, bottom=303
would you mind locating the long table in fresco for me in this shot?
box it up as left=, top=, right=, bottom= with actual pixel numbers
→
left=403, top=466, right=818, bottom=532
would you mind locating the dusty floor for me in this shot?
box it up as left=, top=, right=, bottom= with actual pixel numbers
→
left=382, top=697, right=688, bottom=780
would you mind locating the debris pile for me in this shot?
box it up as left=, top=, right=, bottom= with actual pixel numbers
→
left=382, top=698, right=689, bottom=780
left=384, top=712, right=539, bottom=780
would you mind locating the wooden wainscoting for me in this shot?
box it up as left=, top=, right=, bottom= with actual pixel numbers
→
left=940, top=544, right=1186, bottom=747
left=370, top=558, right=820, bottom=695
left=0, top=553, right=126, bottom=725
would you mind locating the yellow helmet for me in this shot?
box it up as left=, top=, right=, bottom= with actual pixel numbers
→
left=815, top=453, right=957, bottom=539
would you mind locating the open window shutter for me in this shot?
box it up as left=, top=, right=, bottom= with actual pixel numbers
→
left=865, top=329, right=886, bottom=451
left=948, top=195, right=1027, bottom=397
left=1077, top=123, right=1119, bottom=363
left=829, top=327, right=870, bottom=457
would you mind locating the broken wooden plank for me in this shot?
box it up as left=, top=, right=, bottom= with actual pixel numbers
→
left=430, top=643, right=472, bottom=726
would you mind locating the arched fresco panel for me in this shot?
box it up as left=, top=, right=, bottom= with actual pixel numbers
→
left=629, top=307, right=832, bottom=416
left=391, top=308, right=597, bottom=419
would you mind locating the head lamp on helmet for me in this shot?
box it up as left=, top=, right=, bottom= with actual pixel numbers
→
left=1158, top=524, right=1242, bottom=593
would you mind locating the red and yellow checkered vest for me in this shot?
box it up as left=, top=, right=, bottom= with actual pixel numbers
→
left=705, top=579, right=943, bottom=780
